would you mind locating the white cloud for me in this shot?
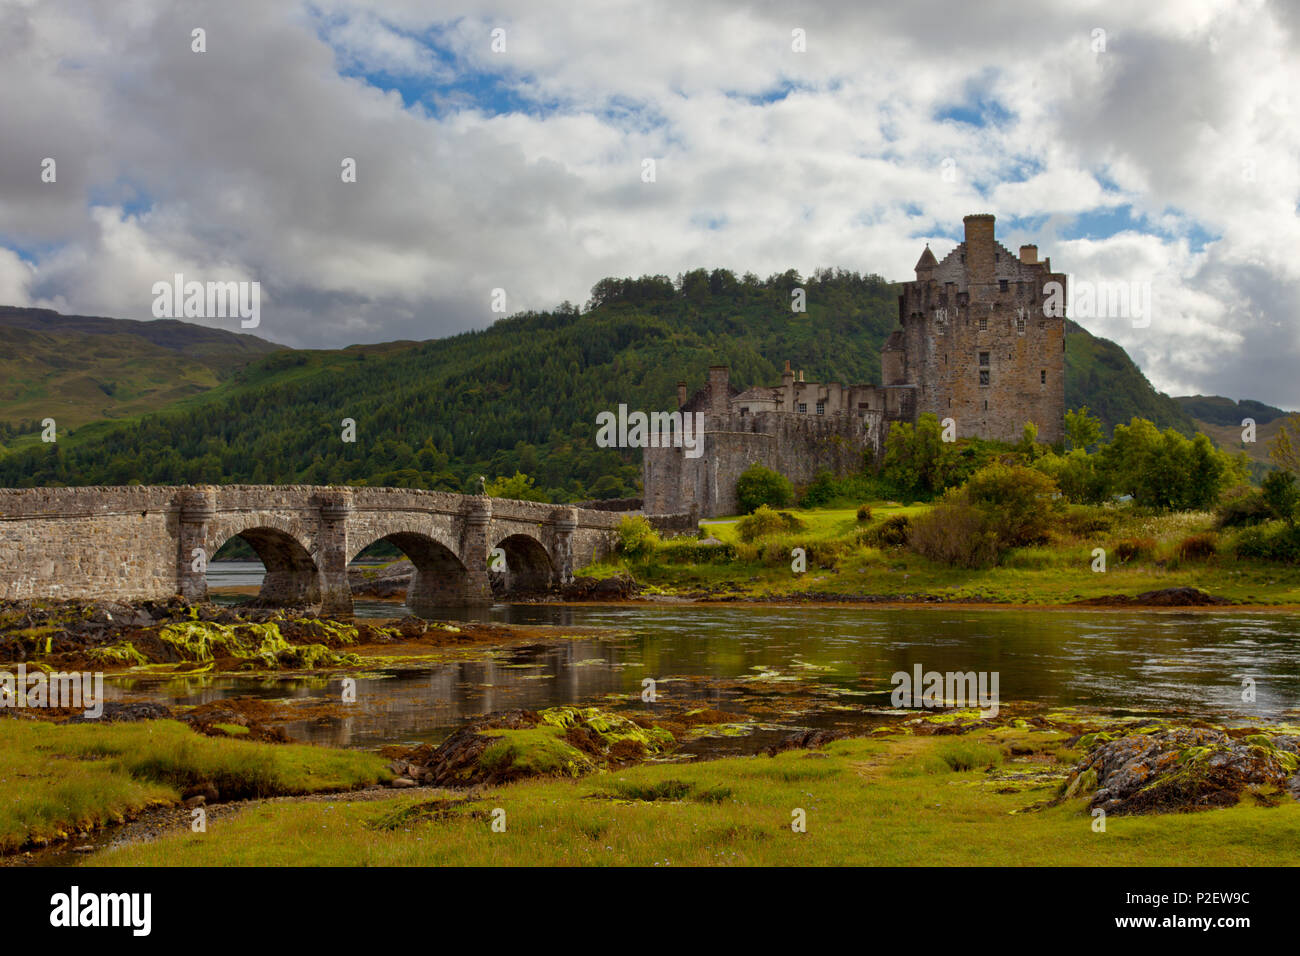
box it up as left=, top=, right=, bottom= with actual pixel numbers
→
left=0, top=0, right=1296, bottom=408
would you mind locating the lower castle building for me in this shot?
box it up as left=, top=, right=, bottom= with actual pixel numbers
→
left=644, top=213, right=1067, bottom=517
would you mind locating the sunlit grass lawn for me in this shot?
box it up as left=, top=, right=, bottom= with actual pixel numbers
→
left=92, top=731, right=1300, bottom=867
left=0, top=719, right=389, bottom=852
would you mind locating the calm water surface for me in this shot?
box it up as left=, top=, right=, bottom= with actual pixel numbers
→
left=121, top=561, right=1300, bottom=750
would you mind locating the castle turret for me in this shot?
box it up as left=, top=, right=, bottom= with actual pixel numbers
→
left=915, top=244, right=938, bottom=281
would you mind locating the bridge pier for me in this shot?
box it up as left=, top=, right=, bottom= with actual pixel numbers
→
left=552, top=508, right=578, bottom=586
left=178, top=489, right=215, bottom=603
left=458, top=498, right=494, bottom=607
left=316, top=492, right=354, bottom=617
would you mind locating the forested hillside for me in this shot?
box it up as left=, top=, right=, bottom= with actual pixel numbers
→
left=1063, top=320, right=1194, bottom=436
left=0, top=269, right=1210, bottom=499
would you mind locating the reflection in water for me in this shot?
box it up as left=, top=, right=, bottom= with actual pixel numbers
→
left=186, top=567, right=1300, bottom=751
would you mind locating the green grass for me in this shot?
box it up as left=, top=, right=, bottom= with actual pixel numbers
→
left=0, top=719, right=390, bottom=852
left=588, top=503, right=1300, bottom=605
left=89, top=731, right=1300, bottom=866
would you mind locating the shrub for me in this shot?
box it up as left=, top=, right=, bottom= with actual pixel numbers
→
left=1112, top=537, right=1155, bottom=563
left=805, top=539, right=847, bottom=569
left=908, top=493, right=999, bottom=569
left=856, top=504, right=872, bottom=523
left=1262, top=470, right=1300, bottom=526
left=798, top=470, right=838, bottom=508
left=1233, top=523, right=1300, bottom=563
left=962, top=463, right=1060, bottom=548
left=1033, top=449, right=1110, bottom=504
left=1215, top=488, right=1272, bottom=529
left=881, top=413, right=969, bottom=496
left=735, top=464, right=793, bottom=513
left=616, top=515, right=659, bottom=559
left=1175, top=532, right=1219, bottom=561
left=869, top=514, right=911, bottom=547
left=736, top=504, right=804, bottom=542
left=1059, top=504, right=1117, bottom=537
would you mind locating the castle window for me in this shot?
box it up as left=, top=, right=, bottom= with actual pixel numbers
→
left=1016, top=315, right=1026, bottom=334
left=978, top=316, right=988, bottom=331
left=1041, top=369, right=1047, bottom=384
left=739, top=407, right=748, bottom=416
left=999, top=279, right=1008, bottom=292
left=979, top=351, right=990, bottom=367
left=815, top=401, right=825, bottom=415
left=979, top=369, right=990, bottom=386
left=858, top=402, right=869, bottom=411
left=798, top=402, right=807, bottom=414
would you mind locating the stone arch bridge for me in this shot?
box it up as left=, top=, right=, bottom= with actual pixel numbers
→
left=0, top=486, right=625, bottom=615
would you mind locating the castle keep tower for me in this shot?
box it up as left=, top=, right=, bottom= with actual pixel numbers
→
left=642, top=214, right=1069, bottom=516
left=893, top=214, right=1066, bottom=443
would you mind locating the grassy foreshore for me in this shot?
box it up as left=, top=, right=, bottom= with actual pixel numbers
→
left=0, top=719, right=389, bottom=853
left=86, top=718, right=1300, bottom=867
left=583, top=503, right=1300, bottom=607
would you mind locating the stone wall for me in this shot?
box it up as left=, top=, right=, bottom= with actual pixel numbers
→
left=644, top=408, right=880, bottom=517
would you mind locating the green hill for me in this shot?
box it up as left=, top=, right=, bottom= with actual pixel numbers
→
left=0, top=306, right=282, bottom=450
left=1173, top=394, right=1289, bottom=427
left=0, top=271, right=1225, bottom=497
left=1063, top=319, right=1194, bottom=436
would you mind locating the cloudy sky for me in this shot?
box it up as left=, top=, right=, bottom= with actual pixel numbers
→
left=1, top=0, right=1298, bottom=406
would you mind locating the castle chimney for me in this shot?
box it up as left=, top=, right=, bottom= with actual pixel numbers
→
left=1019, top=244, right=1038, bottom=265
left=707, top=365, right=730, bottom=417
left=798, top=370, right=805, bottom=383
left=677, top=381, right=687, bottom=408
left=782, top=360, right=794, bottom=390
left=963, top=213, right=996, bottom=287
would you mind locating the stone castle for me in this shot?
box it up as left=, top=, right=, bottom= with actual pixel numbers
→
left=644, top=214, right=1067, bottom=517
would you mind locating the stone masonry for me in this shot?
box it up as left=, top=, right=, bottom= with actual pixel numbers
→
left=0, top=485, right=622, bottom=614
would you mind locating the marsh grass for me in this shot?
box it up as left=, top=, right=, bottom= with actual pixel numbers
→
left=0, top=719, right=389, bottom=852
left=91, top=731, right=1300, bottom=867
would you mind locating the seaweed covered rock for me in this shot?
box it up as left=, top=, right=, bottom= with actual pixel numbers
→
left=394, top=706, right=676, bottom=787
left=1058, top=726, right=1300, bottom=815
left=0, top=598, right=352, bottom=670
left=154, top=620, right=359, bottom=670
left=765, top=727, right=848, bottom=757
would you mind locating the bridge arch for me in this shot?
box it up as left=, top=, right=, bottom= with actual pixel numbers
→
left=349, top=530, right=471, bottom=616
left=206, top=520, right=320, bottom=607
left=490, top=531, right=556, bottom=598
